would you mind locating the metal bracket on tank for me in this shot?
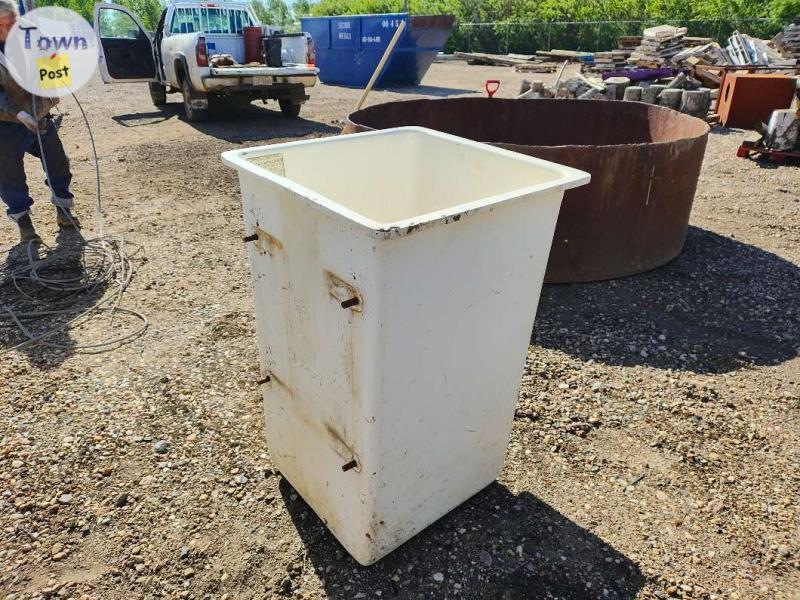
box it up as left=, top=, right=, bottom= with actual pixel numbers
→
left=243, top=226, right=284, bottom=257
left=325, top=271, right=363, bottom=312
left=341, top=459, right=359, bottom=472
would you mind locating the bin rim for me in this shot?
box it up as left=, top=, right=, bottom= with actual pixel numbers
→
left=221, top=126, right=590, bottom=239
left=300, top=12, right=409, bottom=19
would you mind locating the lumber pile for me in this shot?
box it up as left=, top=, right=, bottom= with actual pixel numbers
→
left=584, top=35, right=641, bottom=73
left=514, top=62, right=559, bottom=73
left=452, top=51, right=563, bottom=73
left=453, top=52, right=534, bottom=67
left=671, top=42, right=729, bottom=66
left=452, top=22, right=798, bottom=80
left=617, top=36, right=642, bottom=50
left=629, top=25, right=687, bottom=66
left=690, top=62, right=723, bottom=87
left=535, top=49, right=594, bottom=62
left=592, top=50, right=628, bottom=71
left=684, top=36, right=714, bottom=47
left=772, top=24, right=800, bottom=60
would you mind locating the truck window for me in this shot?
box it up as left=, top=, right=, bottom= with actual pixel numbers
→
left=170, top=7, right=201, bottom=34
left=229, top=9, right=252, bottom=34
left=202, top=8, right=224, bottom=33
left=99, top=9, right=143, bottom=39
left=170, top=6, right=252, bottom=35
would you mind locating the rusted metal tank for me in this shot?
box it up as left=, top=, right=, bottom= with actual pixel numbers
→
left=344, top=98, right=710, bottom=282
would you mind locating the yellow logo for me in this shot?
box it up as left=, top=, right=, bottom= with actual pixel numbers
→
left=36, top=54, right=73, bottom=90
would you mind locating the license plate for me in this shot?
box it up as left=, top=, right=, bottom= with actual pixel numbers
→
left=252, top=76, right=272, bottom=86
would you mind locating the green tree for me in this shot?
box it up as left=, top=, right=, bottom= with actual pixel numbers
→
left=33, top=0, right=165, bottom=28
left=122, top=0, right=164, bottom=30
left=294, top=0, right=313, bottom=17
left=306, top=0, right=797, bottom=21
left=251, top=0, right=293, bottom=26
left=769, top=0, right=800, bottom=18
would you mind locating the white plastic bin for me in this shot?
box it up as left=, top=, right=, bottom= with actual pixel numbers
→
left=222, top=127, right=589, bottom=565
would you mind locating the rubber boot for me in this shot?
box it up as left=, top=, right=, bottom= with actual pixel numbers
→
left=56, top=206, right=81, bottom=229
left=17, top=214, right=41, bottom=243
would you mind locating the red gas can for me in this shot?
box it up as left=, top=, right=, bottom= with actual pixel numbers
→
left=244, top=26, right=263, bottom=64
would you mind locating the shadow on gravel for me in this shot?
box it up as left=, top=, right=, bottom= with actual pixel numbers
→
left=113, top=103, right=340, bottom=143
left=707, top=126, right=743, bottom=136
left=0, top=229, right=107, bottom=369
left=534, top=226, right=800, bottom=374
left=112, top=112, right=176, bottom=127
left=744, top=156, right=798, bottom=170
left=280, top=479, right=644, bottom=599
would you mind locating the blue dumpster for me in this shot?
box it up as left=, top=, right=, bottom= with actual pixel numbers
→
left=300, top=13, right=455, bottom=88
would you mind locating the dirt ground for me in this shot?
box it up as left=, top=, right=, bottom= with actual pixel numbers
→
left=1, top=61, right=798, bottom=600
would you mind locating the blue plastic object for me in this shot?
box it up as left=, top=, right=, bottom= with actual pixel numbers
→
left=301, top=13, right=455, bottom=88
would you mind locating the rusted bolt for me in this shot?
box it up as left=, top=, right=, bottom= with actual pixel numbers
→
left=341, top=459, right=358, bottom=472
left=257, top=375, right=271, bottom=385
left=341, top=297, right=360, bottom=309
left=243, top=233, right=258, bottom=243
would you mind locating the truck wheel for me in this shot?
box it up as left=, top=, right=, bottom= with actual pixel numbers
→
left=149, top=82, right=167, bottom=107
left=279, top=99, right=302, bottom=118
left=181, top=77, right=210, bottom=123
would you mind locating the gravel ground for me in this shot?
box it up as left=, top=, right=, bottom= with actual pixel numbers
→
left=1, top=62, right=798, bottom=600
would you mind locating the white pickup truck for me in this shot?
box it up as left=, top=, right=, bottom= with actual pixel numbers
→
left=93, top=1, right=319, bottom=122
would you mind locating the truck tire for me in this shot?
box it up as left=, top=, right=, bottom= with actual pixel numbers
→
left=279, top=99, right=302, bottom=118
left=149, top=82, right=167, bottom=107
left=181, top=77, right=210, bottom=123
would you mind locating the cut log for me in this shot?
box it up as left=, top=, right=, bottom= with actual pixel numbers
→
left=641, top=84, right=666, bottom=104
left=680, top=88, right=712, bottom=118
left=659, top=88, right=683, bottom=110
left=604, top=76, right=631, bottom=100
left=624, top=86, right=643, bottom=101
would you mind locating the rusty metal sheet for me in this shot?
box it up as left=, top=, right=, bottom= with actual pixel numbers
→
left=345, top=98, right=710, bottom=283
left=716, top=72, right=797, bottom=129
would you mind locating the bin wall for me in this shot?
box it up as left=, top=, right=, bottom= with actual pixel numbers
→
left=367, top=194, right=562, bottom=562
left=236, top=173, right=564, bottom=565
left=240, top=171, right=381, bottom=561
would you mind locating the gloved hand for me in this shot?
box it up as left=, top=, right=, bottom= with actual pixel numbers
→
left=16, top=111, right=39, bottom=133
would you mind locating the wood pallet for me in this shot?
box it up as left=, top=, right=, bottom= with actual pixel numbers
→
left=453, top=52, right=532, bottom=67
left=736, top=139, right=800, bottom=163
left=514, top=63, right=559, bottom=73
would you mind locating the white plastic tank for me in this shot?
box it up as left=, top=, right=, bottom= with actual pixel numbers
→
left=222, top=127, right=590, bottom=565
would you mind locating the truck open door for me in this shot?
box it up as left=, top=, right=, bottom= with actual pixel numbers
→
left=93, top=3, right=157, bottom=83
